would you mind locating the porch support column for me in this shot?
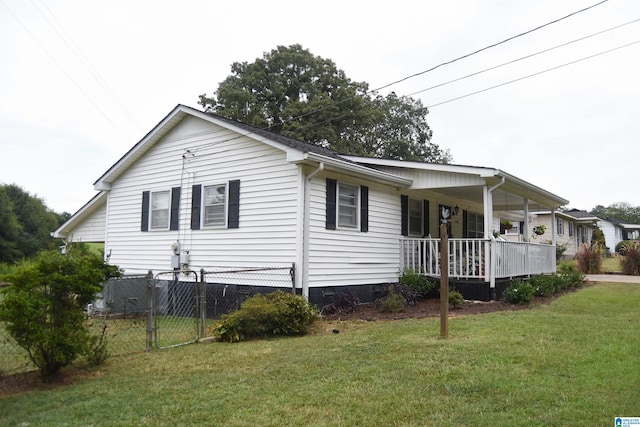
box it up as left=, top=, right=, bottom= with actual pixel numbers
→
left=483, top=185, right=493, bottom=238
left=523, top=198, right=529, bottom=242
left=551, top=209, right=557, bottom=246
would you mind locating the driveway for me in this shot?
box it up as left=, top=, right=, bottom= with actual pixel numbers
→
left=585, top=274, right=640, bottom=284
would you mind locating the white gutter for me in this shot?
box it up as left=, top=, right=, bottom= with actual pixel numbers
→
left=302, top=162, right=324, bottom=300
left=485, top=176, right=505, bottom=291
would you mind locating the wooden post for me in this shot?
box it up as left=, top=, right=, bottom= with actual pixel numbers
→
left=440, top=223, right=449, bottom=339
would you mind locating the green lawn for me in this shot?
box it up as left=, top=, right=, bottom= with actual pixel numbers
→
left=2, top=282, right=639, bottom=426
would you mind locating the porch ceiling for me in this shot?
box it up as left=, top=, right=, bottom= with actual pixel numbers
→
left=427, top=185, right=559, bottom=211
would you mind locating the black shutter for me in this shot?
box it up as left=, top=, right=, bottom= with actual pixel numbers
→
left=401, top=195, right=408, bottom=236
left=169, top=187, right=181, bottom=231
left=360, top=186, right=368, bottom=232
left=326, top=178, right=337, bottom=230
left=228, top=180, right=240, bottom=229
left=463, top=210, right=468, bottom=238
left=190, top=185, right=202, bottom=230
left=422, top=200, right=430, bottom=237
left=141, top=191, right=150, bottom=232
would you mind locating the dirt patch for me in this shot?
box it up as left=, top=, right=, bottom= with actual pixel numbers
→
left=321, top=297, right=531, bottom=322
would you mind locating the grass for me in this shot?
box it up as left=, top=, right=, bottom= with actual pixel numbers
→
left=1, top=281, right=639, bottom=426
left=560, top=256, right=624, bottom=273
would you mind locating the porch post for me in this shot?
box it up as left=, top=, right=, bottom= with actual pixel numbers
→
left=483, top=185, right=493, bottom=238
left=523, top=198, right=529, bottom=242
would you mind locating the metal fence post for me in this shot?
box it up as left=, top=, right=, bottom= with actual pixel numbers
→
left=290, top=263, right=296, bottom=294
left=199, top=269, right=206, bottom=339
left=145, top=270, right=154, bottom=351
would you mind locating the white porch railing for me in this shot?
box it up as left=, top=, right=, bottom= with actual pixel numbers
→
left=399, top=237, right=556, bottom=283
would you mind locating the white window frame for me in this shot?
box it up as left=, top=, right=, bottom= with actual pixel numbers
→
left=202, top=183, right=228, bottom=228
left=408, top=198, right=423, bottom=237
left=337, top=183, right=359, bottom=229
left=557, top=218, right=564, bottom=235
left=150, top=190, right=170, bottom=230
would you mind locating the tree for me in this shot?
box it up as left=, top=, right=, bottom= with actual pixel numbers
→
left=0, top=184, right=61, bottom=262
left=199, top=44, right=451, bottom=163
left=0, top=245, right=121, bottom=379
left=591, top=202, right=640, bottom=224
left=0, top=187, right=22, bottom=263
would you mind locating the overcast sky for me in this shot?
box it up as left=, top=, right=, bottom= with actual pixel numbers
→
left=1, top=0, right=638, bottom=214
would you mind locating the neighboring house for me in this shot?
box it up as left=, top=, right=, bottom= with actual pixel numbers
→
left=54, top=104, right=569, bottom=304
left=598, top=218, right=640, bottom=252
left=529, top=209, right=599, bottom=259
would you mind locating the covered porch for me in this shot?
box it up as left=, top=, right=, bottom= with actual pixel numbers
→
left=400, top=237, right=557, bottom=299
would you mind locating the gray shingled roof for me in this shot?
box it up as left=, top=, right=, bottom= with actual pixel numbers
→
left=204, top=111, right=350, bottom=162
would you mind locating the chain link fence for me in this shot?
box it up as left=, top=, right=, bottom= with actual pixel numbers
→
left=1, top=265, right=295, bottom=375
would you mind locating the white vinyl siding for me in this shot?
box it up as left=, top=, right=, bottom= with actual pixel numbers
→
left=102, top=116, right=300, bottom=275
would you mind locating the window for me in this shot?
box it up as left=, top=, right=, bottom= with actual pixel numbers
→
left=408, top=198, right=423, bottom=236
left=338, top=183, right=358, bottom=228
left=190, top=181, right=240, bottom=230
left=326, top=179, right=368, bottom=232
left=141, top=188, right=180, bottom=232
left=557, top=218, right=564, bottom=235
left=466, top=212, right=484, bottom=238
left=203, top=184, right=227, bottom=227
left=569, top=221, right=574, bottom=237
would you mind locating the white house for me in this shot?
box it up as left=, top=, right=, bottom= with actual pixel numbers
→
left=54, top=104, right=569, bottom=304
left=528, top=209, right=599, bottom=259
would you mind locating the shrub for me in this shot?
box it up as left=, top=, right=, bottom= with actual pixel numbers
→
left=621, top=241, right=640, bottom=275
left=504, top=280, right=535, bottom=305
left=0, top=245, right=121, bottom=379
left=558, top=263, right=585, bottom=288
left=377, top=289, right=407, bottom=313
left=530, top=275, right=559, bottom=298
left=576, top=243, right=603, bottom=274
left=448, top=290, right=465, bottom=308
left=213, top=291, right=318, bottom=343
left=398, top=269, right=435, bottom=298
left=555, top=242, right=568, bottom=261
left=616, top=240, right=633, bottom=255
left=328, top=290, right=360, bottom=314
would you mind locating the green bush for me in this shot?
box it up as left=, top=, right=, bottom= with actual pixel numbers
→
left=214, top=291, right=318, bottom=343
left=377, top=289, right=407, bottom=313
left=530, top=275, right=560, bottom=298
left=576, top=243, right=603, bottom=274
left=448, top=290, right=465, bottom=308
left=558, top=263, right=585, bottom=288
left=616, top=240, right=634, bottom=255
left=0, top=245, right=121, bottom=379
left=398, top=269, right=435, bottom=298
left=621, top=241, right=640, bottom=275
left=504, top=280, right=535, bottom=305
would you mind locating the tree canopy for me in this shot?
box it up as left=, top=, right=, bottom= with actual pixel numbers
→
left=590, top=202, right=640, bottom=224
left=199, top=44, right=451, bottom=163
left=0, top=184, right=66, bottom=263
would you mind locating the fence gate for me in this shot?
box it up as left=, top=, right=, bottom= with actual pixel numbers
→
left=150, top=270, right=203, bottom=349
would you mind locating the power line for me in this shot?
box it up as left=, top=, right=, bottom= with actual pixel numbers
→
left=427, top=40, right=640, bottom=109
left=29, top=0, right=143, bottom=131
left=406, top=18, right=640, bottom=99
left=371, top=0, right=610, bottom=94
left=0, top=0, right=133, bottom=142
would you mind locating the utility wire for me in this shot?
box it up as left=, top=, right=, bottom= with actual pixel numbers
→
left=371, top=0, right=610, bottom=93
left=270, top=0, right=610, bottom=129
left=0, top=0, right=133, bottom=142
left=31, top=0, right=143, bottom=131
left=427, top=40, right=640, bottom=109
left=406, top=18, right=640, bottom=99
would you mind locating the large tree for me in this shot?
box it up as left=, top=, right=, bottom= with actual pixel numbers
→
left=199, top=44, right=451, bottom=163
left=591, top=202, right=640, bottom=224
left=0, top=184, right=61, bottom=263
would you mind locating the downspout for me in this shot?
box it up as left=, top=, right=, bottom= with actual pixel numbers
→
left=302, top=162, right=324, bottom=300
left=484, top=176, right=505, bottom=295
